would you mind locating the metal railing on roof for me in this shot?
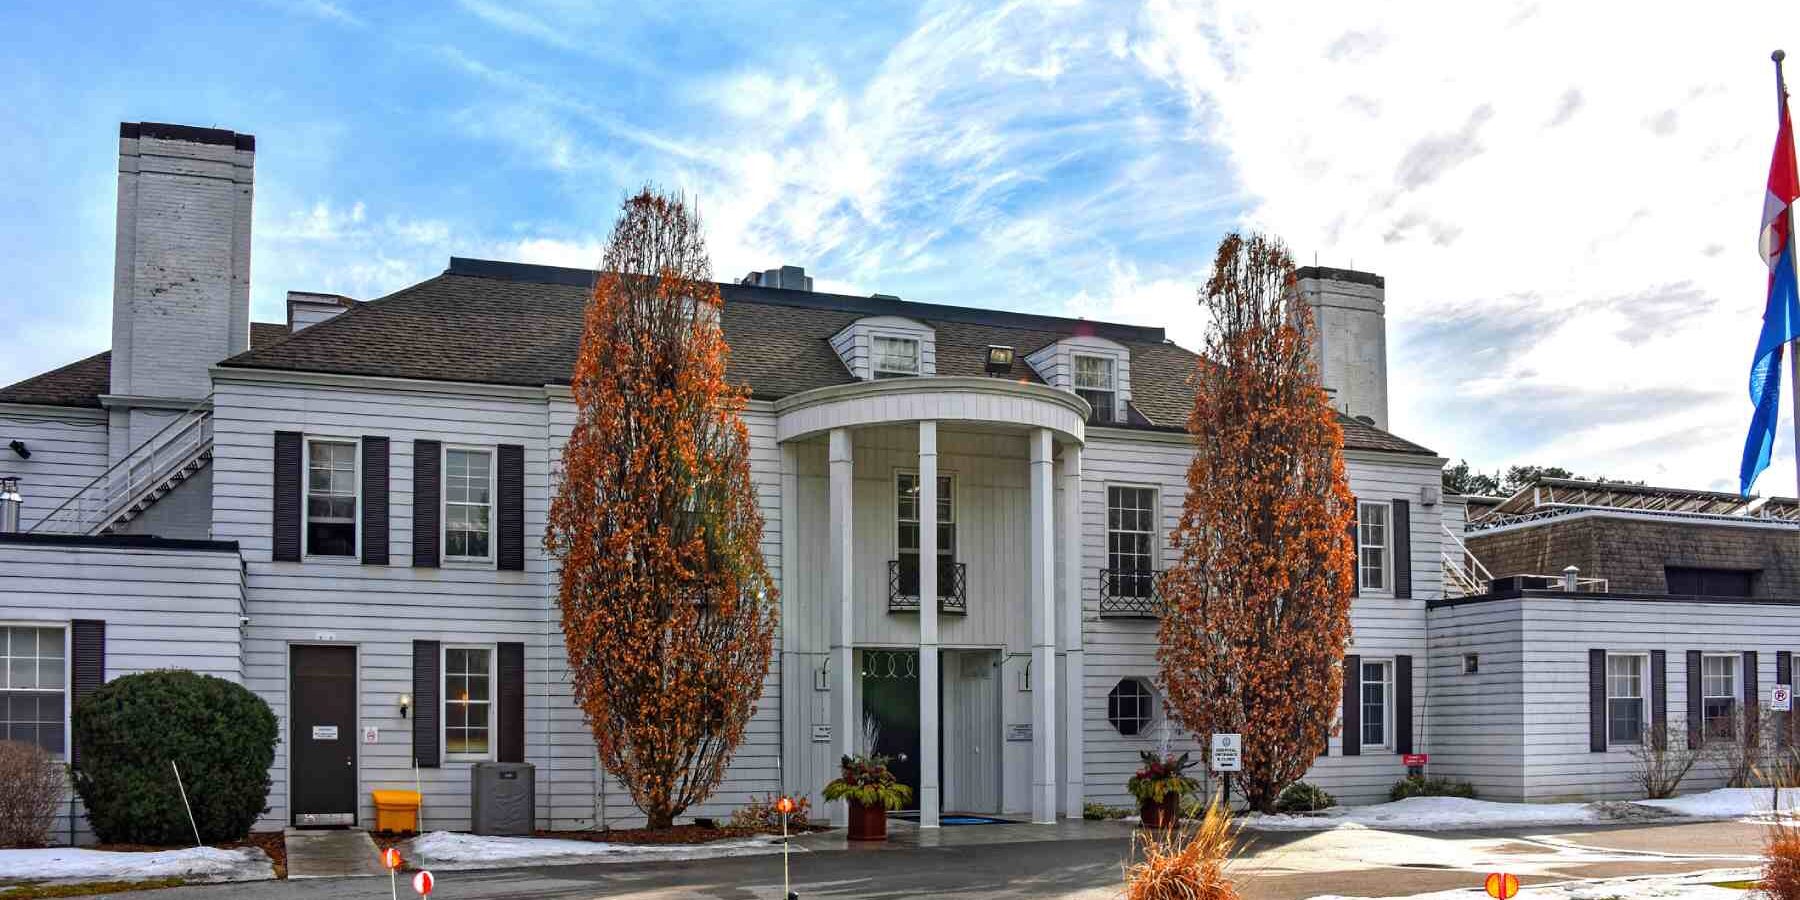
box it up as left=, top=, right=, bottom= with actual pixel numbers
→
left=27, top=395, right=214, bottom=535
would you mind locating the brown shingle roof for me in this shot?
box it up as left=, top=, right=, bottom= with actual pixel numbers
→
left=201, top=258, right=1431, bottom=457
left=0, top=323, right=289, bottom=409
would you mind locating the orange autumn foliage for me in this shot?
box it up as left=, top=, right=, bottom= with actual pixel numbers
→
left=545, top=188, right=777, bottom=830
left=1158, top=232, right=1356, bottom=814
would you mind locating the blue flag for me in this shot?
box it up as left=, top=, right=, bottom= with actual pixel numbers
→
left=1740, top=64, right=1800, bottom=497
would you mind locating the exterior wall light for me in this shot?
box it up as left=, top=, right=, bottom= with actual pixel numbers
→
left=398, top=693, right=412, bottom=719
left=985, top=345, right=1015, bottom=375
left=8, top=440, right=28, bottom=459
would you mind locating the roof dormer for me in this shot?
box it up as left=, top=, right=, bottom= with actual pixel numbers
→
left=1025, top=335, right=1131, bottom=424
left=830, top=316, right=936, bottom=381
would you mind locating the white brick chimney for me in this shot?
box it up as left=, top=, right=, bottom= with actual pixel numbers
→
left=1298, top=266, right=1389, bottom=431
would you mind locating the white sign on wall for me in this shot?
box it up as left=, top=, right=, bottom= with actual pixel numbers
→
left=363, top=726, right=380, bottom=745
left=312, top=725, right=339, bottom=741
left=1774, top=685, right=1793, bottom=713
left=1006, top=723, right=1033, bottom=742
left=811, top=724, right=832, bottom=743
left=1210, top=733, right=1242, bottom=772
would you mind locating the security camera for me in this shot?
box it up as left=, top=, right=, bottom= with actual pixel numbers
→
left=8, top=440, right=28, bottom=460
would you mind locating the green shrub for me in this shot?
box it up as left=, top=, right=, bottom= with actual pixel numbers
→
left=73, top=671, right=278, bottom=844
left=1274, top=781, right=1336, bottom=813
left=1082, top=801, right=1131, bottom=821
left=1388, top=775, right=1477, bottom=802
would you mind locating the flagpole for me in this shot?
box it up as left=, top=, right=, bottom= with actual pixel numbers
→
left=1780, top=49, right=1800, bottom=502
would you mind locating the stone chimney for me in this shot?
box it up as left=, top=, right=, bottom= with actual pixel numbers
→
left=109, top=122, right=255, bottom=402
left=740, top=264, right=813, bottom=291
left=1297, top=266, right=1388, bottom=431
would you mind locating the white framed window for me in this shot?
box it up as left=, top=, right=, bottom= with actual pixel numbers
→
left=1107, top=677, right=1155, bottom=736
left=1606, top=653, right=1648, bottom=745
left=305, top=439, right=358, bottom=557
left=0, top=625, right=66, bottom=756
left=1107, top=486, right=1158, bottom=598
left=872, top=336, right=921, bottom=378
left=896, top=471, right=955, bottom=596
left=443, top=645, right=494, bottom=761
left=1360, top=659, right=1392, bottom=748
left=443, top=447, right=495, bottom=563
left=1702, top=654, right=1739, bottom=740
left=1358, top=502, right=1390, bottom=591
left=1073, top=355, right=1117, bottom=423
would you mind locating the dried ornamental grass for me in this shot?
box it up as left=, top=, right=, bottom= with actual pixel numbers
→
left=1124, top=797, right=1239, bottom=900
left=1763, top=796, right=1800, bottom=900
left=0, top=739, right=64, bottom=848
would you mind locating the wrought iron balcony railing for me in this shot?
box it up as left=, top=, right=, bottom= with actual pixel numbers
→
left=1099, top=568, right=1163, bottom=618
left=888, top=558, right=968, bottom=615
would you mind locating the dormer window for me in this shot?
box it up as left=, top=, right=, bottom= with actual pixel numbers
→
left=873, top=336, right=921, bottom=378
left=1074, top=355, right=1117, bottom=422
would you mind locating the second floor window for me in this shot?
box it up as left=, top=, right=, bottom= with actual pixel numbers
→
left=1074, top=355, right=1116, bottom=422
left=1107, top=486, right=1157, bottom=598
left=897, top=472, right=954, bottom=594
left=306, top=440, right=357, bottom=557
left=873, top=336, right=920, bottom=378
left=1358, top=502, right=1389, bottom=591
left=445, top=449, right=493, bottom=561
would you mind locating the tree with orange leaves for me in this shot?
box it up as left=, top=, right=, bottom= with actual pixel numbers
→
left=1158, top=232, right=1357, bottom=814
left=545, top=188, right=777, bottom=829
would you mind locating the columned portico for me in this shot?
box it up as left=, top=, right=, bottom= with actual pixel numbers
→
left=1058, top=444, right=1083, bottom=818
left=917, top=420, right=941, bottom=828
left=1028, top=427, right=1058, bottom=823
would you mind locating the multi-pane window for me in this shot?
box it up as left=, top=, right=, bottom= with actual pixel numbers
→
left=1702, top=654, right=1738, bottom=740
left=1607, top=654, right=1647, bottom=745
left=444, top=647, right=492, bottom=758
left=1074, top=355, right=1117, bottom=423
left=1107, top=486, right=1157, bottom=598
left=306, top=440, right=357, bottom=556
left=1360, top=660, right=1391, bottom=748
left=1358, top=502, right=1389, bottom=591
left=873, top=336, right=920, bottom=378
left=445, top=449, right=493, bottom=561
left=896, top=472, right=955, bottom=595
left=1108, top=678, right=1154, bottom=736
left=0, top=626, right=65, bottom=754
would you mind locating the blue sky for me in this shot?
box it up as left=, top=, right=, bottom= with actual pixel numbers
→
left=5, top=1, right=1800, bottom=495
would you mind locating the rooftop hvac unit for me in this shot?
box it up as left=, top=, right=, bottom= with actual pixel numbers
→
left=470, top=762, right=535, bottom=836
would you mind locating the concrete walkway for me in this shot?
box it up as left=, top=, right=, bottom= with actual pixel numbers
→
left=283, top=828, right=387, bottom=879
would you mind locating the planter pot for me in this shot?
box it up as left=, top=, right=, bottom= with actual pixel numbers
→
left=1138, top=793, right=1180, bottom=829
left=846, top=799, right=889, bottom=841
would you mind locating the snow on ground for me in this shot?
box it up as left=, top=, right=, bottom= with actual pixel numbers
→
left=406, top=831, right=794, bottom=871
left=1639, top=788, right=1800, bottom=820
left=1309, top=867, right=1759, bottom=900
left=1250, top=788, right=1800, bottom=833
left=0, top=846, right=275, bottom=884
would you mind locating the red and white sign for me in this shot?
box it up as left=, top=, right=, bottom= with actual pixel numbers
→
left=1484, top=872, right=1519, bottom=900
left=1402, top=753, right=1429, bottom=767
left=381, top=847, right=402, bottom=871
left=412, top=870, right=435, bottom=896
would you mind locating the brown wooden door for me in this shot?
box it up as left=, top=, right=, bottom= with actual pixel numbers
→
left=291, top=645, right=358, bottom=826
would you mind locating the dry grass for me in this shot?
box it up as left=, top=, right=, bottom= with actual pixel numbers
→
left=0, top=878, right=185, bottom=899
left=1124, top=797, right=1239, bottom=900
left=1764, top=814, right=1800, bottom=900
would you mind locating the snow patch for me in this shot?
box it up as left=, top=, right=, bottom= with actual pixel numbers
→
left=1248, top=796, right=1603, bottom=832
left=1639, top=788, right=1800, bottom=821
left=0, top=846, right=274, bottom=884
left=1309, top=867, right=1758, bottom=900
left=406, top=831, right=793, bottom=870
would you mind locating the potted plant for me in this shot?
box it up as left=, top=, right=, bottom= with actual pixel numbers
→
left=822, top=753, right=913, bottom=841
left=1128, top=750, right=1199, bottom=829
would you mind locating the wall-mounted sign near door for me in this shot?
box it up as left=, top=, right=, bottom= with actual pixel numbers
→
left=1005, top=723, right=1032, bottom=741
left=810, top=724, right=832, bottom=743
left=312, top=725, right=339, bottom=741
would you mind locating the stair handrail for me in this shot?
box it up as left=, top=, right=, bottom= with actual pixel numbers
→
left=27, top=394, right=215, bottom=534
left=1439, top=521, right=1492, bottom=597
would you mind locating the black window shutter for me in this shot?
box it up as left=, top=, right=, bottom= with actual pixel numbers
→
left=1588, top=649, right=1607, bottom=752
left=1392, top=500, right=1412, bottom=599
left=497, top=445, right=525, bottom=572
left=1651, top=650, right=1668, bottom=750
left=1348, top=499, right=1360, bottom=598
left=413, top=640, right=440, bottom=768
left=69, top=620, right=105, bottom=770
left=498, top=642, right=526, bottom=763
left=1745, top=650, right=1760, bottom=746
left=1342, top=654, right=1361, bottom=756
left=362, top=437, right=389, bottom=566
left=1395, top=654, right=1414, bottom=754
left=1780, top=651, right=1794, bottom=749
left=1687, top=650, right=1704, bottom=750
left=273, top=432, right=302, bottom=562
left=413, top=440, right=441, bottom=568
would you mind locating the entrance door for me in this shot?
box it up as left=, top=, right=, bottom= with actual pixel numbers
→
left=942, top=650, right=1001, bottom=813
left=858, top=649, right=920, bottom=810
left=290, top=645, right=358, bottom=826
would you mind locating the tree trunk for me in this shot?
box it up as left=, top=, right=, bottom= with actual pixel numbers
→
left=647, top=808, right=675, bottom=830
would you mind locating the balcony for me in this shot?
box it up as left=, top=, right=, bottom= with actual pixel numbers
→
left=888, top=558, right=968, bottom=615
left=1099, top=568, right=1163, bottom=618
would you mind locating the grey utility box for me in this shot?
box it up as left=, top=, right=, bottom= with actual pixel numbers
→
left=471, top=762, right=536, bottom=836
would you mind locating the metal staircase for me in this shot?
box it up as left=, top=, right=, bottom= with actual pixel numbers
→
left=1440, top=522, right=1492, bottom=598
left=29, top=397, right=214, bottom=536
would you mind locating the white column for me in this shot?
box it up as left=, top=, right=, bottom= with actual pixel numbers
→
left=828, top=428, right=855, bottom=826
left=1028, top=428, right=1059, bottom=823
left=917, top=421, right=941, bottom=828
left=779, top=443, right=801, bottom=802
left=1058, top=444, right=1084, bottom=818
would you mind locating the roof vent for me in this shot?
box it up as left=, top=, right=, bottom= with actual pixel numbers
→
left=1354, top=415, right=1376, bottom=425
left=740, top=265, right=813, bottom=292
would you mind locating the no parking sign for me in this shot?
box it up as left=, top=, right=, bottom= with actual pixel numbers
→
left=1775, top=684, right=1793, bottom=712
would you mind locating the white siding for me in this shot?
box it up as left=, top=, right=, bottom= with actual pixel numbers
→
left=1024, top=336, right=1131, bottom=423
left=829, top=316, right=936, bottom=381
left=1421, top=599, right=1527, bottom=800
left=0, top=409, right=110, bottom=531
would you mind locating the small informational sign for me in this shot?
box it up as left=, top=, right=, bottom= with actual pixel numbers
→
left=1210, top=733, right=1242, bottom=772
left=1006, top=723, right=1033, bottom=742
left=314, top=632, right=337, bottom=642
left=1774, top=684, right=1793, bottom=712
left=312, top=725, right=339, bottom=741
left=1402, top=753, right=1429, bottom=767
left=363, top=726, right=380, bottom=745
left=810, top=724, right=832, bottom=743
